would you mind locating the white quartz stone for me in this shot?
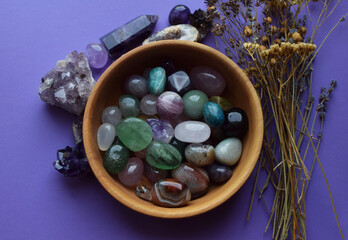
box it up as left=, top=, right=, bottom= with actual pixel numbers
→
left=97, top=123, right=116, bottom=151
left=215, top=138, right=242, bottom=166
left=174, top=121, right=211, bottom=143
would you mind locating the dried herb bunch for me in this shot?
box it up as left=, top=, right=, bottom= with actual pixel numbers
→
left=205, top=0, right=346, bottom=239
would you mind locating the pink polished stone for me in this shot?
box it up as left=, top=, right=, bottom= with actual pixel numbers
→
left=175, top=121, right=211, bottom=143
left=189, top=66, right=226, bottom=97
left=118, top=158, right=144, bottom=187
left=156, top=91, right=184, bottom=119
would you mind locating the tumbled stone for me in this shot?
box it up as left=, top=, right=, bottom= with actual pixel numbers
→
left=100, top=15, right=159, bottom=59
left=205, top=163, right=233, bottom=184
left=215, top=138, right=242, bottom=166
left=97, top=123, right=116, bottom=151
left=146, top=119, right=174, bottom=143
left=147, top=67, right=166, bottom=96
left=182, top=90, right=209, bottom=119
left=115, top=117, right=153, bottom=152
left=119, top=95, right=140, bottom=117
left=118, top=157, right=144, bottom=187
left=146, top=140, right=182, bottom=170
left=169, top=5, right=191, bottom=25
left=223, top=108, right=249, bottom=139
left=185, top=143, right=215, bottom=166
left=102, top=106, right=123, bottom=126
left=85, top=43, right=108, bottom=69
left=167, top=71, right=192, bottom=96
left=140, top=94, right=158, bottom=115
left=209, top=96, right=233, bottom=111
left=174, top=121, right=211, bottom=143
left=156, top=91, right=184, bottom=119
left=172, top=163, right=209, bottom=199
left=169, top=137, right=188, bottom=160
left=125, top=74, right=148, bottom=98
left=133, top=147, right=148, bottom=159
left=103, top=139, right=130, bottom=174
left=38, top=51, right=96, bottom=115
left=203, top=102, right=225, bottom=128
left=144, top=162, right=170, bottom=184
left=190, top=66, right=226, bottom=97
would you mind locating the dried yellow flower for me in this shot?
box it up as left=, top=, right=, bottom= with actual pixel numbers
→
left=244, top=26, right=252, bottom=37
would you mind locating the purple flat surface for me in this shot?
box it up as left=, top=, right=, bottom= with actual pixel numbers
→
left=0, top=1, right=347, bottom=239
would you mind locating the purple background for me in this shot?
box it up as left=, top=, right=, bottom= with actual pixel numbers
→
left=0, top=1, right=347, bottom=239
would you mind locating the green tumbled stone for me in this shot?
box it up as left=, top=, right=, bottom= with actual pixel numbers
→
left=146, top=140, right=182, bottom=170
left=209, top=96, right=233, bottom=111
left=103, top=139, right=130, bottom=174
left=147, top=67, right=166, bottom=95
left=182, top=90, right=209, bottom=119
left=115, top=117, right=153, bottom=152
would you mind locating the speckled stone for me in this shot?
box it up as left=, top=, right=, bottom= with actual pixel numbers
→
left=215, top=138, right=242, bottom=166
left=103, top=139, right=130, bottom=174
left=182, top=90, right=209, bottom=119
left=119, top=95, right=140, bottom=117
left=185, top=143, right=215, bottom=166
left=203, top=102, right=225, bottom=128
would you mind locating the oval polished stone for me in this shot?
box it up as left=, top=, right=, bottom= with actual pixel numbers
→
left=147, top=67, right=166, bottom=95
left=172, top=163, right=209, bottom=199
left=97, top=123, right=116, bottom=151
left=223, top=107, right=249, bottom=138
left=185, top=143, right=215, bottom=166
left=151, top=178, right=191, bottom=207
left=169, top=5, right=191, bottom=25
left=190, top=66, right=226, bottom=97
left=174, top=121, right=211, bottom=143
left=146, top=140, right=182, bottom=170
left=103, top=139, right=130, bottom=174
left=119, top=95, right=140, bottom=117
left=182, top=90, right=209, bottom=119
left=215, top=138, right=242, bottom=166
left=146, top=119, right=174, bottom=143
left=140, top=94, right=158, bottom=115
left=144, top=162, right=170, bottom=184
left=156, top=91, right=184, bottom=119
left=102, top=106, right=122, bottom=126
left=209, top=96, right=233, bottom=111
left=115, top=117, right=153, bottom=152
left=203, top=102, right=225, bottom=128
left=118, top=157, right=144, bottom=187
left=125, top=74, right=148, bottom=98
left=167, top=71, right=192, bottom=96
left=205, top=162, right=233, bottom=183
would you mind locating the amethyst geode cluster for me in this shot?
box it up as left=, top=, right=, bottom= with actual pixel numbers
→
left=38, top=51, right=96, bottom=115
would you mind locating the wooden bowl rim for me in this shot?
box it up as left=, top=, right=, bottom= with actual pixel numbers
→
left=83, top=40, right=263, bottom=218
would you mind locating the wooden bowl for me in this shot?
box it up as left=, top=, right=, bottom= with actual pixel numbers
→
left=83, top=40, right=263, bottom=218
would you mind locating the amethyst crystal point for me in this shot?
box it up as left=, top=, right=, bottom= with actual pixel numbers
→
left=53, top=142, right=91, bottom=177
left=100, top=15, right=159, bottom=59
left=39, top=51, right=96, bottom=116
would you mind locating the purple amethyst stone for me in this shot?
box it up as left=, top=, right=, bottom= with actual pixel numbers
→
left=169, top=5, right=191, bottom=25
left=156, top=91, right=184, bottom=119
left=85, top=43, right=108, bottom=69
left=146, top=119, right=174, bottom=143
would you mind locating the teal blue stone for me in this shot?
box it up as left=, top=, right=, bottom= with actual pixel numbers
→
left=182, top=90, right=209, bottom=119
left=146, top=140, right=182, bottom=170
left=103, top=139, right=130, bottom=174
left=203, top=102, right=225, bottom=128
left=147, top=67, right=166, bottom=95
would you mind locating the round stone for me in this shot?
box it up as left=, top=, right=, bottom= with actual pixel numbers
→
left=115, top=117, right=153, bottom=152
left=190, top=66, right=226, bottom=97
left=144, top=162, right=170, bottom=184
left=119, top=95, right=140, bottom=117
left=156, top=91, right=184, bottom=119
left=185, top=143, right=215, bottom=167
left=209, top=96, right=233, bottom=111
left=118, top=157, right=144, bottom=187
left=169, top=5, right=191, bottom=25
left=174, top=121, right=211, bottom=143
left=147, top=67, right=166, bottom=95
left=97, top=123, right=116, bottom=151
left=146, top=140, right=182, bottom=170
left=203, top=102, right=225, bottom=128
left=102, top=106, right=122, bottom=126
left=146, top=119, right=174, bottom=143
left=223, top=107, right=249, bottom=138
left=103, top=139, right=130, bottom=174
left=182, top=90, right=209, bottom=119
left=85, top=43, right=108, bottom=69
left=215, top=138, right=242, bottom=166
left=124, top=74, right=148, bottom=98
left=140, top=94, right=158, bottom=115
left=167, top=71, right=192, bottom=96
left=205, top=162, right=233, bottom=183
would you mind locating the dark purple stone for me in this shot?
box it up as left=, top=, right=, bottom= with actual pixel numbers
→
left=146, top=119, right=174, bottom=143
left=144, top=162, right=170, bottom=184
left=169, top=5, right=191, bottom=25
left=100, top=15, right=159, bottom=59
left=205, top=162, right=233, bottom=184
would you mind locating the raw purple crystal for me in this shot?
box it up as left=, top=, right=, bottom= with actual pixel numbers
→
left=100, top=15, right=159, bottom=59
left=146, top=119, right=174, bottom=143
left=53, top=142, right=91, bottom=177
left=39, top=51, right=96, bottom=115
